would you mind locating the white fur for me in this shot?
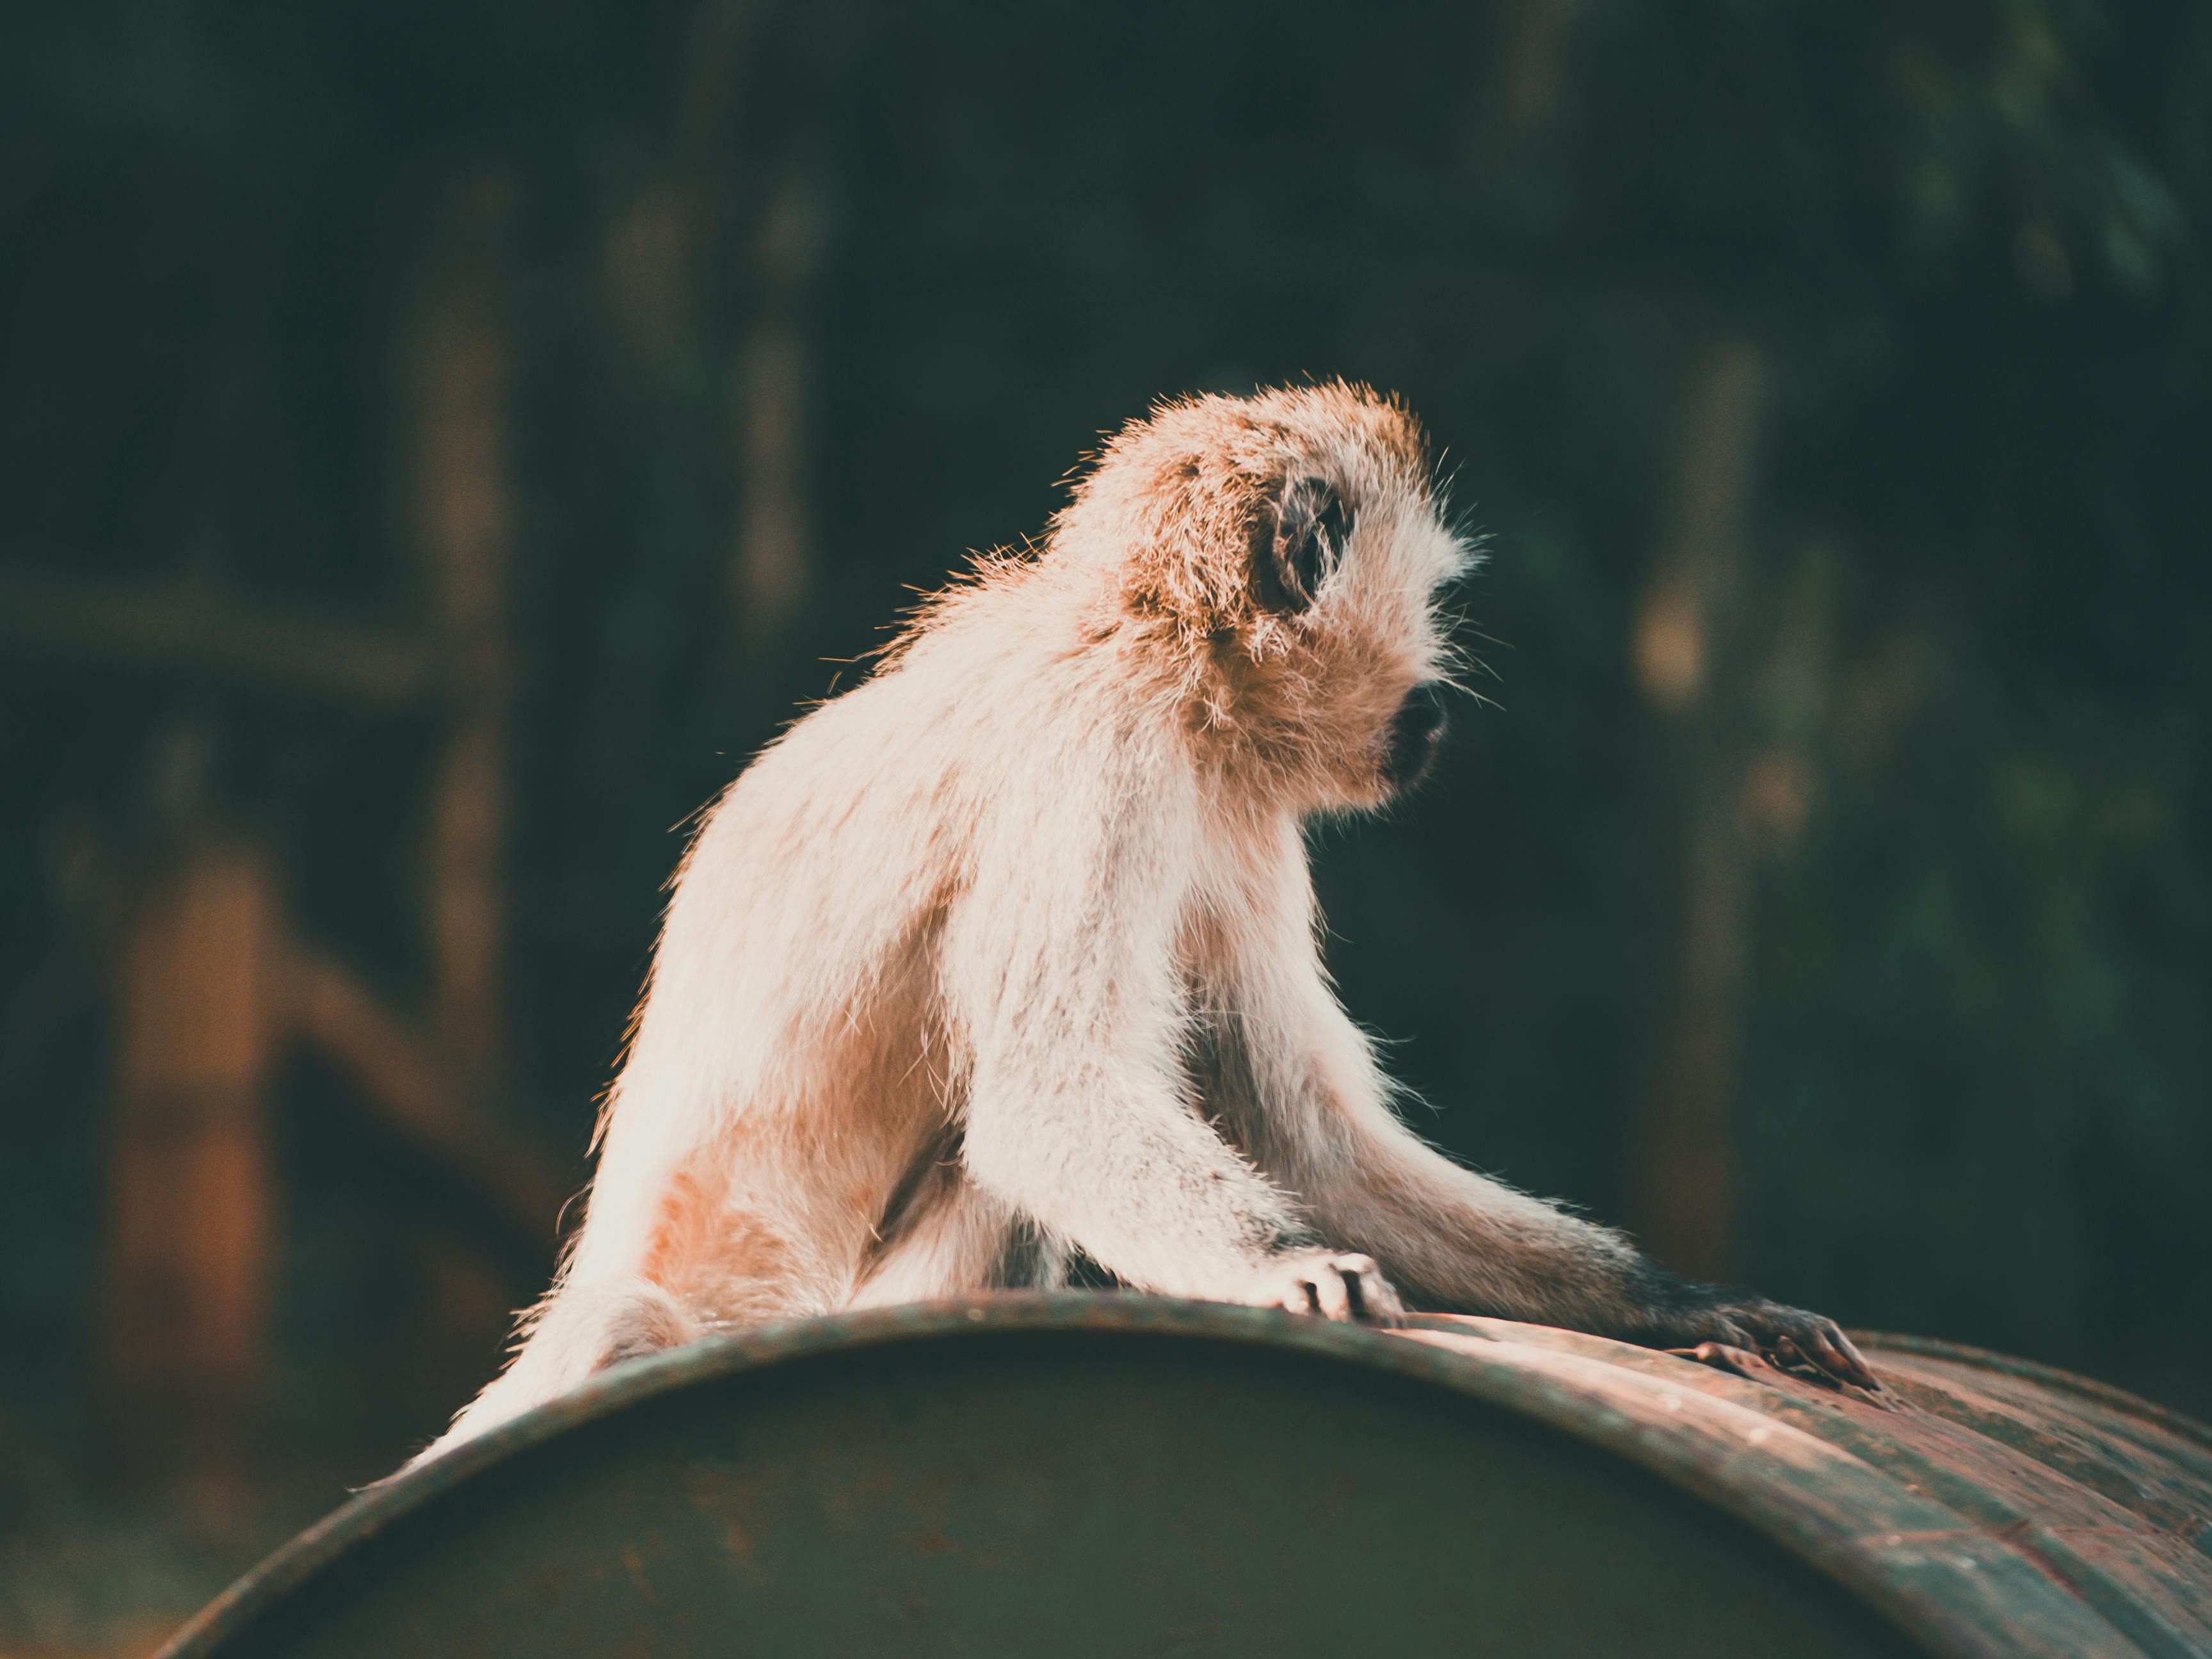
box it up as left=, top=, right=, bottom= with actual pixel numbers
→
left=409, top=385, right=1727, bottom=1468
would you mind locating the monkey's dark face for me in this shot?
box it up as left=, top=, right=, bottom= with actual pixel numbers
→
left=1235, top=469, right=1466, bottom=812
left=1381, top=682, right=1451, bottom=791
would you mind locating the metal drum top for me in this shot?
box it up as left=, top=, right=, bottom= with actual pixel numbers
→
left=159, top=1295, right=2212, bottom=1659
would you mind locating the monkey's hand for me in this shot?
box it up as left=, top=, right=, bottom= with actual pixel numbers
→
left=1655, top=1294, right=1878, bottom=1392
left=1242, top=1251, right=1405, bottom=1326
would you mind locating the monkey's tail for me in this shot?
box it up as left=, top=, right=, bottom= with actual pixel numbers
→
left=394, top=1276, right=701, bottom=1479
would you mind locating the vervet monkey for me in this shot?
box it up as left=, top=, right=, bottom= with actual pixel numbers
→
left=413, top=383, right=1871, bottom=1466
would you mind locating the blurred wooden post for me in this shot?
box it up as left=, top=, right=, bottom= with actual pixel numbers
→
left=609, top=0, right=839, bottom=645
left=731, top=161, right=824, bottom=638
left=1496, top=0, right=1583, bottom=139
left=100, top=839, right=281, bottom=1463
left=405, top=165, right=517, bottom=1094
left=1630, top=337, right=1767, bottom=1283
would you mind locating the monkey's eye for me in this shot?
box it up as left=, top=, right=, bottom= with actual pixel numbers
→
left=1257, top=477, right=1352, bottom=614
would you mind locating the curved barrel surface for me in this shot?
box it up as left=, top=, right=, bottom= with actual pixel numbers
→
left=159, top=1296, right=2212, bottom=1658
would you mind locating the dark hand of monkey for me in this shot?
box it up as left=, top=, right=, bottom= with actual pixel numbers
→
left=1649, top=1288, right=1880, bottom=1393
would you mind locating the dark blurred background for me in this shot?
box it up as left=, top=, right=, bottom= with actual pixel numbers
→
left=3, top=0, right=2208, bottom=1650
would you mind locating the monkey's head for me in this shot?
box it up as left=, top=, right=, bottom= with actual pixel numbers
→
left=1059, top=382, right=1471, bottom=813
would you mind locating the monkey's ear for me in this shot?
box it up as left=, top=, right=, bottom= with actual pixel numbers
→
left=1253, top=477, right=1352, bottom=614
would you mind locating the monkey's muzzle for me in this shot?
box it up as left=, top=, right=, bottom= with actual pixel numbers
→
left=1383, top=683, right=1450, bottom=791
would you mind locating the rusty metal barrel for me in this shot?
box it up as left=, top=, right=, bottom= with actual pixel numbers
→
left=158, top=1295, right=2212, bottom=1658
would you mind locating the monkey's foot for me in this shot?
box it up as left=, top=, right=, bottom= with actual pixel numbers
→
left=1660, top=1296, right=1880, bottom=1393
left=1247, top=1251, right=1404, bottom=1326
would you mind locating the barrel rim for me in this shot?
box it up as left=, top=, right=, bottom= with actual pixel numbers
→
left=1854, top=1329, right=2212, bottom=1455
left=156, top=1294, right=2156, bottom=1659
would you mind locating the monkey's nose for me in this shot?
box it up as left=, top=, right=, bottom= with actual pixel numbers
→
left=1384, top=683, right=1450, bottom=789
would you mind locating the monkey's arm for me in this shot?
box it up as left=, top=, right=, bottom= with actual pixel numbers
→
left=943, top=748, right=1388, bottom=1317
left=1211, top=979, right=1642, bottom=1327
left=1217, top=876, right=1873, bottom=1382
left=1286, top=1003, right=1866, bottom=1379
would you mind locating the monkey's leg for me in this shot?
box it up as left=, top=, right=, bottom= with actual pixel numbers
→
left=847, top=1176, right=1025, bottom=1308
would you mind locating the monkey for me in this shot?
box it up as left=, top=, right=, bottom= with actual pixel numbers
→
left=408, top=381, right=1871, bottom=1468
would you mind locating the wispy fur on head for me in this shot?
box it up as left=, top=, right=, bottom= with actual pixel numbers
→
left=896, top=381, right=1473, bottom=813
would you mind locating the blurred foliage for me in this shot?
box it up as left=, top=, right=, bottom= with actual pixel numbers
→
left=0, top=0, right=2207, bottom=1490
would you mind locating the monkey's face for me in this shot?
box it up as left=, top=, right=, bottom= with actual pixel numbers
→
left=1056, top=385, right=1469, bottom=813
left=1229, top=465, right=1468, bottom=813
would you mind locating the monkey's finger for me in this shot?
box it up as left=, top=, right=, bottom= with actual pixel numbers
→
left=1807, top=1324, right=1881, bottom=1391
left=1349, top=1270, right=1406, bottom=1327
left=1308, top=1268, right=1354, bottom=1322
left=1709, top=1317, right=1754, bottom=1350
left=1324, top=1253, right=1397, bottom=1324
left=1672, top=1342, right=1767, bottom=1381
